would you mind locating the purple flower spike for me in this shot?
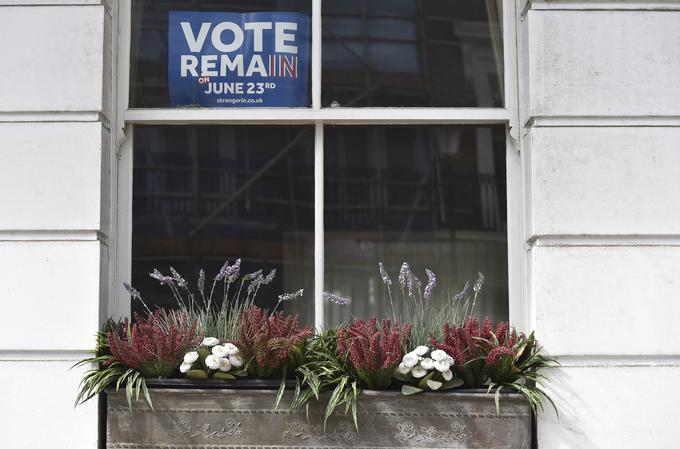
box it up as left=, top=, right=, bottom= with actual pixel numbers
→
left=215, top=260, right=229, bottom=281
left=378, top=262, right=392, bottom=286
left=149, top=269, right=173, bottom=285
left=169, top=267, right=187, bottom=288
left=123, top=282, right=141, bottom=300
left=197, top=269, right=205, bottom=294
left=398, top=262, right=411, bottom=289
left=473, top=272, right=485, bottom=293
left=264, top=269, right=276, bottom=284
left=278, top=289, right=304, bottom=302
left=424, top=268, right=437, bottom=300
left=226, top=259, right=241, bottom=283
left=323, top=292, right=350, bottom=306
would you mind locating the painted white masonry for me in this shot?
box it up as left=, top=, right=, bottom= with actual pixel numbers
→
left=0, top=2, right=111, bottom=449
left=521, top=2, right=680, bottom=448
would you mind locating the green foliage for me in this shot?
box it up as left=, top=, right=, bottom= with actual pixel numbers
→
left=73, top=319, right=152, bottom=410
left=279, top=329, right=360, bottom=430
left=186, top=369, right=208, bottom=380
left=483, top=332, right=559, bottom=416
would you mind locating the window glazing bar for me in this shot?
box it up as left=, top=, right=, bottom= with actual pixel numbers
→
left=314, top=121, right=324, bottom=331
left=125, top=108, right=509, bottom=125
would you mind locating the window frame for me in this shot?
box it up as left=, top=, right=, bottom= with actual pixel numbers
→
left=110, top=0, right=525, bottom=331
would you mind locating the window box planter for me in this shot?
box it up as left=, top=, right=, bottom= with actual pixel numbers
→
left=105, top=380, right=531, bottom=448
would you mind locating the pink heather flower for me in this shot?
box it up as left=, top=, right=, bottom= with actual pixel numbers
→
left=337, top=318, right=411, bottom=389
left=236, top=306, right=313, bottom=378
left=107, top=310, right=200, bottom=377
left=485, top=346, right=515, bottom=367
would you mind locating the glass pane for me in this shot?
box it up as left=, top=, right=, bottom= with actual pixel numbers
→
left=324, top=125, right=507, bottom=325
left=130, top=0, right=312, bottom=108
left=132, top=125, right=315, bottom=325
left=322, top=0, right=504, bottom=107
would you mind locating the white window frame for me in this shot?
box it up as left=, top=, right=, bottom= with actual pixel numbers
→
left=109, top=0, right=526, bottom=332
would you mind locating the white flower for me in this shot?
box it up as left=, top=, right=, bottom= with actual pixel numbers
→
left=411, top=366, right=428, bottom=378
left=442, top=369, right=453, bottom=381
left=430, top=349, right=449, bottom=361
left=420, top=357, right=434, bottom=370
left=202, top=337, right=220, bottom=347
left=179, top=361, right=193, bottom=373
left=212, top=345, right=229, bottom=358
left=218, top=357, right=232, bottom=372
left=228, top=354, right=244, bottom=368
left=205, top=355, right=220, bottom=370
left=397, top=362, right=411, bottom=375
left=183, top=351, right=199, bottom=364
left=402, top=352, right=420, bottom=368
left=434, top=359, right=451, bottom=372
left=412, top=346, right=429, bottom=357
left=223, top=343, right=239, bottom=356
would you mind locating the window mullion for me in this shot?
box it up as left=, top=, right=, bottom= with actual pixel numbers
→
left=314, top=121, right=324, bottom=331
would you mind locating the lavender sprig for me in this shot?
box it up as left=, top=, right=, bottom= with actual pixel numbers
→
left=423, top=269, right=436, bottom=300
left=452, top=281, right=470, bottom=303
left=271, top=288, right=305, bottom=314
left=278, top=289, right=304, bottom=302
left=323, top=292, right=350, bottom=306
left=123, top=282, right=151, bottom=315
left=247, top=269, right=276, bottom=295
left=407, top=273, right=421, bottom=300
left=149, top=269, right=173, bottom=285
left=215, top=260, right=230, bottom=281
left=169, top=267, right=188, bottom=288
left=398, top=262, right=411, bottom=289
left=197, top=269, right=205, bottom=295
left=473, top=272, right=485, bottom=293
left=243, top=269, right=263, bottom=282
left=378, top=262, right=392, bottom=285
left=226, top=259, right=241, bottom=284
left=123, top=282, right=141, bottom=300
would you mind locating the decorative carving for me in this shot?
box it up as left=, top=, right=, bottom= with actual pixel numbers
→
left=172, top=416, right=243, bottom=439
left=282, top=419, right=357, bottom=442
left=395, top=421, right=471, bottom=444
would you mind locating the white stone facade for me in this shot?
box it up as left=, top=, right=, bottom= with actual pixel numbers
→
left=0, top=1, right=678, bottom=448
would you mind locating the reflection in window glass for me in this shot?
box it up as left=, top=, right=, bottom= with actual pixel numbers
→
left=322, top=0, right=504, bottom=107
left=132, top=126, right=315, bottom=324
left=130, top=0, right=312, bottom=108
left=324, top=125, right=507, bottom=325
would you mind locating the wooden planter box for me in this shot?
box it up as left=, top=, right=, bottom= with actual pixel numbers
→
left=105, top=381, right=531, bottom=449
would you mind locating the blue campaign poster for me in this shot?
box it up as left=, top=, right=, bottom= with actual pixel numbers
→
left=168, top=11, right=310, bottom=107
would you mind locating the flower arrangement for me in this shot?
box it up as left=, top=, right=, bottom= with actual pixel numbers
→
left=74, top=261, right=310, bottom=408
left=76, top=260, right=556, bottom=428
